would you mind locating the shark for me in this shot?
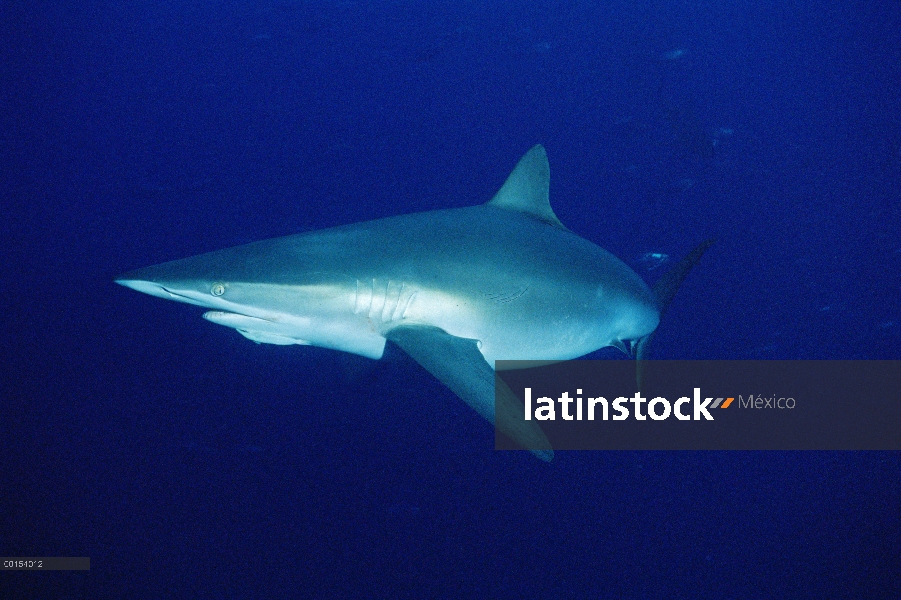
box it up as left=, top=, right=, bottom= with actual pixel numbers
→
left=116, top=145, right=712, bottom=461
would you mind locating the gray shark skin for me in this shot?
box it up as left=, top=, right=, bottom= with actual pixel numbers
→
left=117, top=146, right=693, bottom=461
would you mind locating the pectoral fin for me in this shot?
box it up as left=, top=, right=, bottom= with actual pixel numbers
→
left=386, top=325, right=554, bottom=461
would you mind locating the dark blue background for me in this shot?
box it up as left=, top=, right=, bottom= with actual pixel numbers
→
left=2, top=1, right=899, bottom=597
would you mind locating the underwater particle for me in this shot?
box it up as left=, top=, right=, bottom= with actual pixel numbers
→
left=660, top=48, right=688, bottom=61
left=637, top=252, right=670, bottom=270
left=712, top=127, right=734, bottom=147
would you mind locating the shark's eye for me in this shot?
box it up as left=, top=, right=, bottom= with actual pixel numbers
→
left=210, top=282, right=226, bottom=297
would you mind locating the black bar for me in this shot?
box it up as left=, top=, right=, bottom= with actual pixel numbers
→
left=1, top=558, right=90, bottom=571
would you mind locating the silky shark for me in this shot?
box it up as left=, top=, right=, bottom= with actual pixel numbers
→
left=116, top=145, right=712, bottom=461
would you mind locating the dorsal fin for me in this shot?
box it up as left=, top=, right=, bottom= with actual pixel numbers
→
left=487, top=145, right=567, bottom=230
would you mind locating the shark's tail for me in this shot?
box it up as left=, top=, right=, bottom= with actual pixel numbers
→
left=635, top=239, right=716, bottom=390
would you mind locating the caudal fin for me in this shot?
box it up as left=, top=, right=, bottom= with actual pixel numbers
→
left=636, top=239, right=716, bottom=388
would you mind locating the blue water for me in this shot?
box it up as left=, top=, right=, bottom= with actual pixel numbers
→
left=3, top=1, right=900, bottom=597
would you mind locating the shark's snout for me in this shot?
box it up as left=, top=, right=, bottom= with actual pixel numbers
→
left=115, top=268, right=214, bottom=307
left=115, top=278, right=198, bottom=303
left=115, top=277, right=167, bottom=296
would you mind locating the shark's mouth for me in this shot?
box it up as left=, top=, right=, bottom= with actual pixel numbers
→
left=159, top=287, right=195, bottom=302
left=202, top=311, right=306, bottom=346
left=202, top=311, right=272, bottom=326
